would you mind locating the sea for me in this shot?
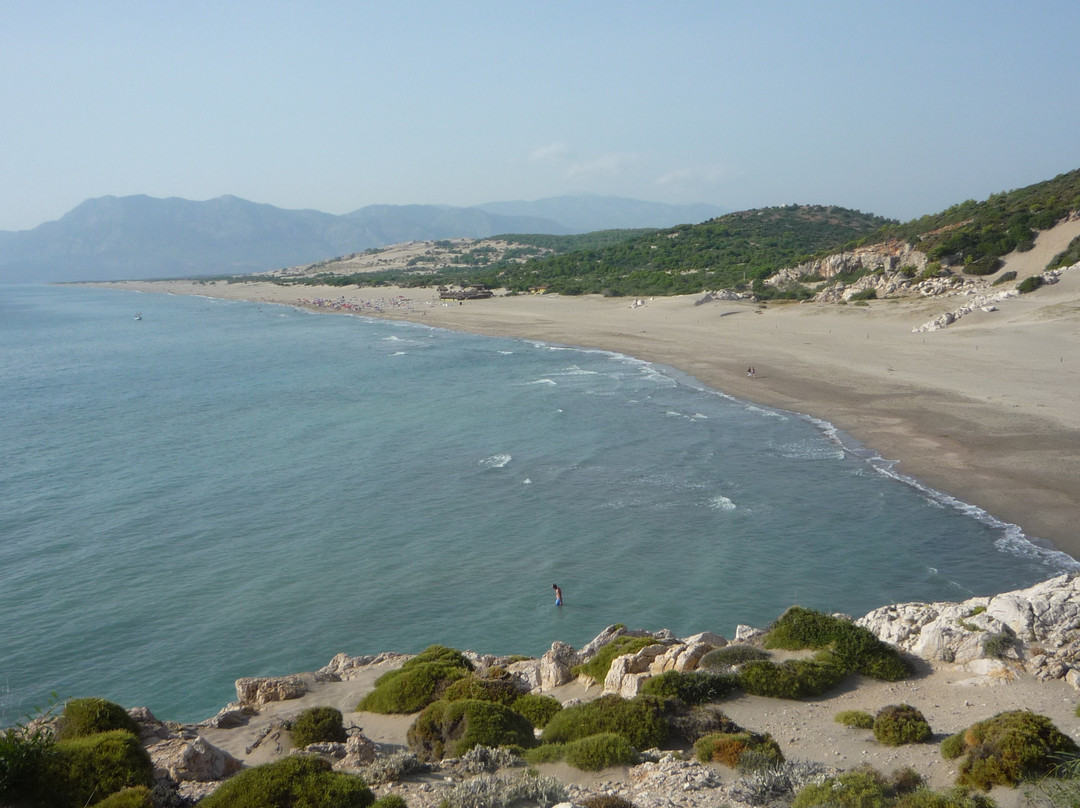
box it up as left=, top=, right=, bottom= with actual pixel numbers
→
left=1, top=284, right=1075, bottom=726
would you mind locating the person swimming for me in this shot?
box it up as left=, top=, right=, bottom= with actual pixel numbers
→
left=552, top=583, right=563, bottom=606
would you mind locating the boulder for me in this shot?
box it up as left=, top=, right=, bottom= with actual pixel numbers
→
left=235, top=674, right=309, bottom=706
left=539, top=641, right=581, bottom=690
left=150, top=736, right=242, bottom=783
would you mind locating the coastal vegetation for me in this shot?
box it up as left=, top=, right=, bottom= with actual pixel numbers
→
left=357, top=645, right=473, bottom=714
left=540, top=694, right=669, bottom=750
left=406, top=698, right=535, bottom=761
left=253, top=167, right=1080, bottom=300
left=572, top=635, right=660, bottom=683
left=198, top=755, right=376, bottom=807
left=694, top=730, right=784, bottom=768
left=290, top=705, right=348, bottom=748
left=638, top=669, right=740, bottom=704
left=699, top=645, right=771, bottom=668
left=835, top=710, right=876, bottom=729
left=872, top=704, right=933, bottom=746
left=940, top=710, right=1079, bottom=790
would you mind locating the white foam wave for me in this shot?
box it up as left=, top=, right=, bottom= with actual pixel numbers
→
left=527, top=379, right=557, bottom=386
left=479, top=454, right=512, bottom=469
left=522, top=478, right=531, bottom=485
left=709, top=495, right=736, bottom=512
left=390, top=351, right=406, bottom=356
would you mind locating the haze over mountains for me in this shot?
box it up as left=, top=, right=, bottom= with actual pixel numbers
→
left=0, top=195, right=724, bottom=283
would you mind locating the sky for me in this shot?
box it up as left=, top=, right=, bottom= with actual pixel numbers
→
left=2, top=1, right=1080, bottom=232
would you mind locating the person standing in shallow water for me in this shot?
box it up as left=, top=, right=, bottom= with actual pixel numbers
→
left=552, top=583, right=563, bottom=606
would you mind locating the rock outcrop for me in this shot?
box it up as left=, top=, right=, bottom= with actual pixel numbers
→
left=858, top=572, right=1080, bottom=681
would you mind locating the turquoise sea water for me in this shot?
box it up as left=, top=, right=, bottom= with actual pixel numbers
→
left=1, top=285, right=1074, bottom=725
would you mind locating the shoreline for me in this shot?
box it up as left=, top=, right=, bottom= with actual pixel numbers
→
left=85, top=276, right=1080, bottom=563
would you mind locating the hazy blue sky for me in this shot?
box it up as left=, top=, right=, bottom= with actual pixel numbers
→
left=3, top=1, right=1079, bottom=231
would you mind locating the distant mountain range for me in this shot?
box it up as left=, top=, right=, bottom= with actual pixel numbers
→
left=0, top=195, right=726, bottom=283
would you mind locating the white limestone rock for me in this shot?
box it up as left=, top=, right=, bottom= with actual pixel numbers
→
left=235, top=674, right=309, bottom=706
left=540, top=641, right=581, bottom=690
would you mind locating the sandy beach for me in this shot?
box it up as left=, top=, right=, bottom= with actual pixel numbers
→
left=92, top=222, right=1080, bottom=562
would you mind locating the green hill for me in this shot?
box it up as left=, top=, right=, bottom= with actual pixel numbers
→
left=422, top=205, right=892, bottom=296
left=881, top=167, right=1080, bottom=276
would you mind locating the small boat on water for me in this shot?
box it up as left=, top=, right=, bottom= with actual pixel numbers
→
left=134, top=313, right=142, bottom=320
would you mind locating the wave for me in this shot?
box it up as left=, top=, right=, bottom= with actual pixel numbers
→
left=480, top=454, right=512, bottom=469
left=709, top=495, right=737, bottom=512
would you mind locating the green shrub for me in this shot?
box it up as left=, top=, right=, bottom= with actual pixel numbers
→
left=836, top=710, right=875, bottom=729
left=563, top=733, right=638, bottom=771
left=45, top=730, right=153, bottom=808
left=442, top=675, right=522, bottom=707
left=55, top=698, right=140, bottom=740
left=949, top=710, right=1079, bottom=789
left=541, top=695, right=668, bottom=750
left=666, top=704, right=742, bottom=744
left=700, top=645, right=770, bottom=669
left=0, top=721, right=55, bottom=804
left=524, top=743, right=567, bottom=764
left=1017, top=275, right=1044, bottom=294
left=873, top=705, right=932, bottom=746
left=793, top=769, right=891, bottom=808
left=371, top=795, right=408, bottom=808
left=200, top=755, right=374, bottom=807
left=963, top=256, right=1003, bottom=276
left=738, top=659, right=846, bottom=699
left=404, top=645, right=475, bottom=672
left=764, top=607, right=910, bottom=681
left=94, top=787, right=154, bottom=808
left=941, top=732, right=966, bottom=759
left=850, top=288, right=877, bottom=301
left=991, top=271, right=1017, bottom=286
left=895, top=787, right=997, bottom=808
left=511, top=694, right=562, bottom=728
left=358, top=661, right=470, bottom=714
left=407, top=699, right=536, bottom=761
left=982, top=633, right=1014, bottom=659
left=291, top=706, right=348, bottom=748
left=638, top=670, right=739, bottom=704
left=573, top=636, right=660, bottom=683
left=694, top=731, right=783, bottom=768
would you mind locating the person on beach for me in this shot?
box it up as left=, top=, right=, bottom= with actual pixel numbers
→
left=552, top=583, right=563, bottom=606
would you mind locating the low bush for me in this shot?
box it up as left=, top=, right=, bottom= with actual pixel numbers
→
left=940, top=732, right=966, bottom=760
left=947, top=710, right=1079, bottom=790
left=1017, top=275, right=1044, bottom=294
left=963, top=256, right=1003, bottom=276
left=793, top=768, right=890, bottom=808
left=55, top=697, right=140, bottom=740
left=836, top=710, right=875, bottom=729
left=524, top=743, right=566, bottom=765
left=666, top=704, right=742, bottom=744
left=982, top=633, right=1014, bottom=659
left=358, top=650, right=472, bottom=714
left=695, top=731, right=783, bottom=768
left=638, top=670, right=739, bottom=704
left=991, top=270, right=1017, bottom=286
left=540, top=695, right=668, bottom=750
left=581, top=796, right=639, bottom=808
left=199, top=755, right=375, bottom=807
left=45, top=730, right=153, bottom=808
left=438, top=770, right=567, bottom=808
left=764, top=607, right=911, bottom=681
left=895, top=787, right=997, bottom=808
left=873, top=705, right=932, bottom=746
left=442, top=675, right=523, bottom=708
left=511, top=694, right=562, bottom=728
left=94, top=787, right=154, bottom=808
left=407, top=699, right=536, bottom=761
left=291, top=706, right=348, bottom=748
left=573, top=636, right=660, bottom=683
left=700, top=645, right=771, bottom=669
left=563, top=733, right=638, bottom=771
left=850, top=288, right=878, bottom=301
left=371, top=795, right=408, bottom=808
left=0, top=721, right=55, bottom=804
left=738, top=658, right=846, bottom=699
